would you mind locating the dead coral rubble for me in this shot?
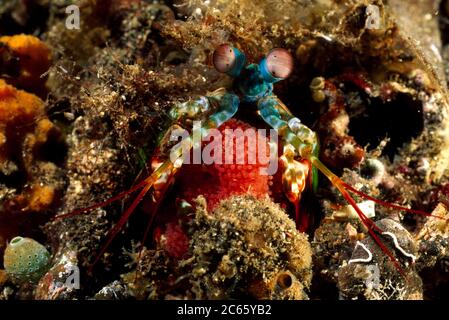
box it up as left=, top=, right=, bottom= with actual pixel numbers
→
left=415, top=203, right=449, bottom=299
left=131, top=196, right=312, bottom=299
left=126, top=196, right=312, bottom=300
left=186, top=196, right=312, bottom=300
left=338, top=219, right=422, bottom=300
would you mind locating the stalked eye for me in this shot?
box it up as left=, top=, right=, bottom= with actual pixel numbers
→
left=213, top=44, right=236, bottom=73
left=212, top=44, right=246, bottom=77
left=265, top=48, right=293, bottom=79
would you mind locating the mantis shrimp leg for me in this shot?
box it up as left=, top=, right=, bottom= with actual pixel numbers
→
left=59, top=89, right=240, bottom=269
left=257, top=94, right=439, bottom=275
left=258, top=95, right=319, bottom=231
left=132, top=90, right=240, bottom=264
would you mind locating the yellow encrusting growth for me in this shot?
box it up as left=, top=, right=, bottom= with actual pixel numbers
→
left=28, top=185, right=56, bottom=212
left=0, top=55, right=60, bottom=258
left=0, top=79, right=46, bottom=163
left=0, top=79, right=45, bottom=121
left=0, top=34, right=52, bottom=89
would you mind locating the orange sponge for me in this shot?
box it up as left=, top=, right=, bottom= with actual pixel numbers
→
left=0, top=34, right=52, bottom=89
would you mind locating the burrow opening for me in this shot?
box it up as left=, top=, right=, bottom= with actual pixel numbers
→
left=348, top=92, right=424, bottom=160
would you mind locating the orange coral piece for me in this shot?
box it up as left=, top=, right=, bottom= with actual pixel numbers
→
left=0, top=41, right=56, bottom=260
left=0, top=34, right=52, bottom=89
left=0, top=79, right=46, bottom=165
left=35, top=118, right=54, bottom=144
left=0, top=79, right=45, bottom=124
left=0, top=269, right=7, bottom=286
left=28, top=185, right=56, bottom=212
left=0, top=79, right=57, bottom=212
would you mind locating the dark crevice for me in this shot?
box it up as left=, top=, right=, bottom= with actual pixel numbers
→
left=0, top=1, right=49, bottom=36
left=348, top=93, right=424, bottom=160
left=36, top=136, right=68, bottom=166
left=439, top=1, right=449, bottom=46
left=0, top=169, right=27, bottom=190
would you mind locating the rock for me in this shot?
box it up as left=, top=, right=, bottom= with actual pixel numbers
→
left=186, top=195, right=312, bottom=299
left=35, top=251, right=79, bottom=300
left=338, top=219, right=422, bottom=300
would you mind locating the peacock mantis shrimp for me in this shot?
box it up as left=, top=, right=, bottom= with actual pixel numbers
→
left=58, top=44, right=446, bottom=276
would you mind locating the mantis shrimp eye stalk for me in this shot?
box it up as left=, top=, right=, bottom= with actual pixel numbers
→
left=260, top=48, right=294, bottom=83
left=212, top=44, right=246, bottom=77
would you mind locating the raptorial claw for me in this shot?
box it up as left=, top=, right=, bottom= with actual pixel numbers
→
left=280, top=144, right=310, bottom=230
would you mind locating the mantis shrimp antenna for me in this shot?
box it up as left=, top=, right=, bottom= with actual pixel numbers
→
left=54, top=178, right=151, bottom=220
left=310, top=156, right=447, bottom=276
left=54, top=158, right=179, bottom=273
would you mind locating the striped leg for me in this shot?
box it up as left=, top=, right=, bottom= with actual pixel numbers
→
left=257, top=95, right=319, bottom=230
left=55, top=89, right=240, bottom=271
left=132, top=90, right=239, bottom=271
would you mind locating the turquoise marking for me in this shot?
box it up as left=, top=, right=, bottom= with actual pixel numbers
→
left=257, top=98, right=289, bottom=130
left=208, top=93, right=239, bottom=128
left=227, top=47, right=247, bottom=78
left=235, top=64, right=273, bottom=103
left=256, top=93, right=320, bottom=194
